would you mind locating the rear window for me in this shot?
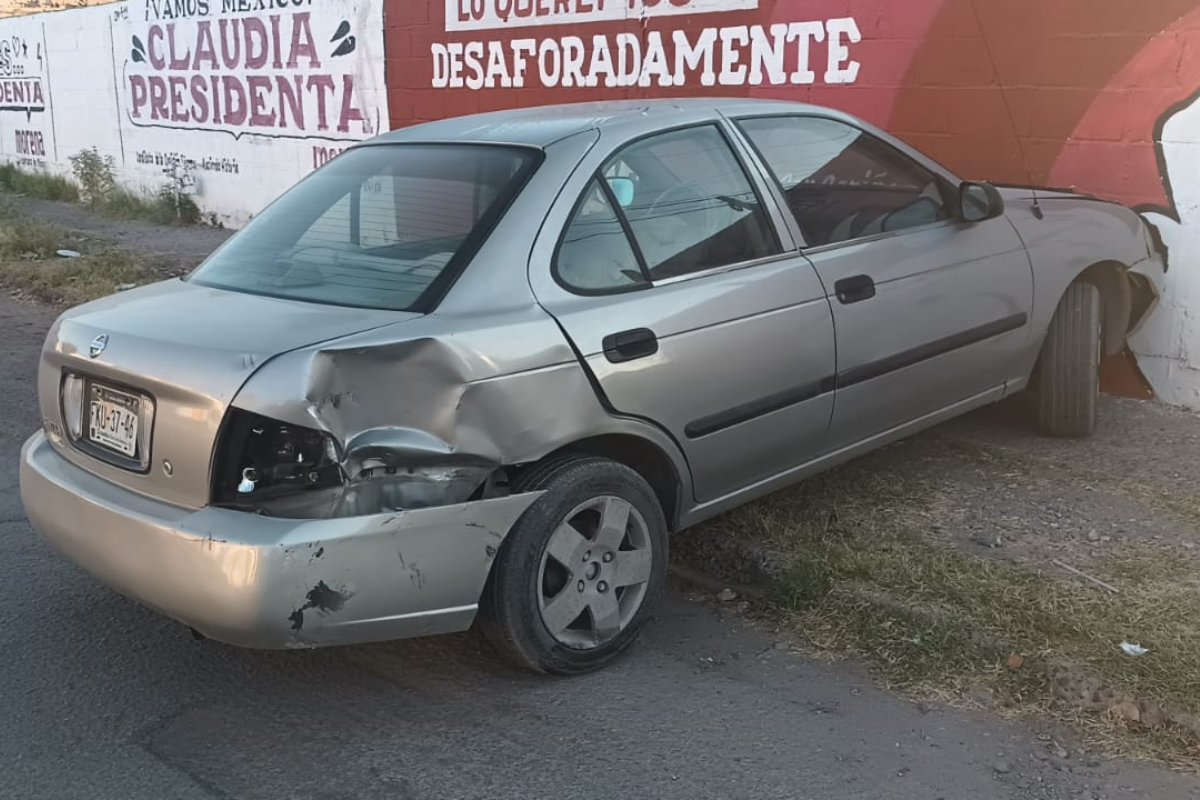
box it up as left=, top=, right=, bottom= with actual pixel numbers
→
left=188, top=145, right=538, bottom=311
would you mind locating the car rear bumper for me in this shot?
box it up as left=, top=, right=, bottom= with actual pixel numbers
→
left=19, top=431, right=541, bottom=649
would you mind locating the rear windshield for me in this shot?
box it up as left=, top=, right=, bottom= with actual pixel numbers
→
left=188, top=144, right=538, bottom=311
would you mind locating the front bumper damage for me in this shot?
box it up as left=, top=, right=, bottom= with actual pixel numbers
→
left=21, top=431, right=542, bottom=648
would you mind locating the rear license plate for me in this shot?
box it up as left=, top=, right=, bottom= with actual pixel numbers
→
left=88, top=384, right=141, bottom=457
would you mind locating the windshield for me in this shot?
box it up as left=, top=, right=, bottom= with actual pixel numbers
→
left=188, top=144, right=539, bottom=311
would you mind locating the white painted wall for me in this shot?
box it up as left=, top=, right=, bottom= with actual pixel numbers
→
left=0, top=0, right=388, bottom=227
left=1133, top=95, right=1200, bottom=408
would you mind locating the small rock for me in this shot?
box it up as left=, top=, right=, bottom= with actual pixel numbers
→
left=56, top=249, right=81, bottom=258
left=993, top=760, right=1011, bottom=774
left=1111, top=701, right=1141, bottom=723
left=1053, top=744, right=1069, bottom=759
left=1184, top=542, right=1196, bottom=550
left=716, top=588, right=738, bottom=602
left=1006, top=653, right=1025, bottom=671
left=1087, top=530, right=1101, bottom=543
left=1099, top=536, right=1111, bottom=543
left=973, top=687, right=996, bottom=706
left=774, top=641, right=788, bottom=651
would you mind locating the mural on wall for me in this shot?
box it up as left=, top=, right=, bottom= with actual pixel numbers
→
left=431, top=0, right=862, bottom=91
left=0, top=0, right=387, bottom=225
left=0, top=23, right=55, bottom=166
left=122, top=0, right=379, bottom=141
left=113, top=0, right=386, bottom=213
left=1, top=0, right=1200, bottom=405
left=386, top=0, right=1200, bottom=408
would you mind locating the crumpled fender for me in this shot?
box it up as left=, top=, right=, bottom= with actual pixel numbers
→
left=228, top=302, right=690, bottom=515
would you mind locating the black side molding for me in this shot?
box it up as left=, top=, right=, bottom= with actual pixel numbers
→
left=838, top=312, right=1028, bottom=389
left=685, top=377, right=834, bottom=439
left=682, top=312, right=1026, bottom=440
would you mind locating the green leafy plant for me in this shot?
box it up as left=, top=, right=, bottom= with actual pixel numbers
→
left=68, top=147, right=117, bottom=207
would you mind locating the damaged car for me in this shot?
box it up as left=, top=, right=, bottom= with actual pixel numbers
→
left=20, top=99, right=1164, bottom=675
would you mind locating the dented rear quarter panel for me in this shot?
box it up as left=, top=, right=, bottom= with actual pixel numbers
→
left=229, top=126, right=694, bottom=518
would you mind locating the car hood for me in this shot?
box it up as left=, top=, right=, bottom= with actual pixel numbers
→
left=995, top=185, right=1113, bottom=204
left=38, top=279, right=418, bottom=508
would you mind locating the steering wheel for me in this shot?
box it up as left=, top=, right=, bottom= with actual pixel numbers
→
left=272, top=246, right=341, bottom=287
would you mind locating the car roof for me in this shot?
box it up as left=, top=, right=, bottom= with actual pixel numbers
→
left=368, top=98, right=831, bottom=148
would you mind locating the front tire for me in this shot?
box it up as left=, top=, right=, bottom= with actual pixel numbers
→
left=479, top=455, right=668, bottom=676
left=1036, top=281, right=1102, bottom=438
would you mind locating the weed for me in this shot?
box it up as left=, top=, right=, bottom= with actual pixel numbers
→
left=61, top=149, right=202, bottom=224
left=68, top=147, right=118, bottom=206
left=0, top=163, right=79, bottom=202
left=0, top=205, right=163, bottom=306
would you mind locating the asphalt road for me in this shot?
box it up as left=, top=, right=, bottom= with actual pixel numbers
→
left=2, top=293, right=1199, bottom=800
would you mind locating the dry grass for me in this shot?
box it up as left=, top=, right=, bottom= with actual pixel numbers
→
left=0, top=202, right=163, bottom=306
left=701, top=452, right=1200, bottom=766
left=0, top=163, right=79, bottom=203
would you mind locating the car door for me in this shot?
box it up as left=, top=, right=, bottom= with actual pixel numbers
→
left=530, top=122, right=837, bottom=504
left=734, top=114, right=1034, bottom=448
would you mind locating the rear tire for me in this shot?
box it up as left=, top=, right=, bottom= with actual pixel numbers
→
left=479, top=455, right=668, bottom=676
left=1036, top=281, right=1102, bottom=438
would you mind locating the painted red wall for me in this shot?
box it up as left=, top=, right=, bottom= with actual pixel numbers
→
left=384, top=0, right=1200, bottom=216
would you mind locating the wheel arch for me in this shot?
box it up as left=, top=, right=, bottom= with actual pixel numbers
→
left=1073, top=260, right=1132, bottom=358
left=527, top=434, right=684, bottom=533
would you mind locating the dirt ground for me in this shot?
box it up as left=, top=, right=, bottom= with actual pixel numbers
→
left=899, top=396, right=1200, bottom=570
left=11, top=195, right=232, bottom=275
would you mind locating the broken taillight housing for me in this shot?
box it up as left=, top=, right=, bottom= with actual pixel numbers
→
left=211, top=409, right=343, bottom=508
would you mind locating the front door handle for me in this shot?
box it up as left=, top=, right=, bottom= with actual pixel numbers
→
left=603, top=328, right=659, bottom=363
left=834, top=275, right=876, bottom=305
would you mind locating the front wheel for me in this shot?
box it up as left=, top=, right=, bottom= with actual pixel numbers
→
left=1035, top=281, right=1102, bottom=438
left=479, top=455, right=668, bottom=676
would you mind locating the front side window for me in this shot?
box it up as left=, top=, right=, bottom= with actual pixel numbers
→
left=189, top=145, right=537, bottom=311
left=738, top=116, right=949, bottom=247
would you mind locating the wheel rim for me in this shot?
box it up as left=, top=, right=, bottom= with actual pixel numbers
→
left=536, top=496, right=653, bottom=650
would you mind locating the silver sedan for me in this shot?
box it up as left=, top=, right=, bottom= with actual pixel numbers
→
left=20, top=99, right=1165, bottom=674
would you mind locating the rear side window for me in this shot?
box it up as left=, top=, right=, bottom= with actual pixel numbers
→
left=738, top=116, right=949, bottom=247
left=555, top=124, right=779, bottom=293
left=189, top=145, right=537, bottom=311
left=557, top=178, right=647, bottom=293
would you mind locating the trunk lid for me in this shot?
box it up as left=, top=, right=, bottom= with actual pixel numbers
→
left=38, top=279, right=417, bottom=509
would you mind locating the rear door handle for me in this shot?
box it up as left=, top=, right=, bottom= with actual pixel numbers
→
left=603, top=328, right=659, bottom=363
left=834, top=275, right=876, bottom=305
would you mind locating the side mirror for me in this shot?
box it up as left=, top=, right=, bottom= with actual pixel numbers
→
left=959, top=182, right=1004, bottom=223
left=608, top=177, right=635, bottom=208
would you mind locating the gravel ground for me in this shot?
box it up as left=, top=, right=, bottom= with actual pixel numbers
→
left=9, top=195, right=232, bottom=274
left=874, top=397, right=1200, bottom=576
left=2, top=202, right=1200, bottom=799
